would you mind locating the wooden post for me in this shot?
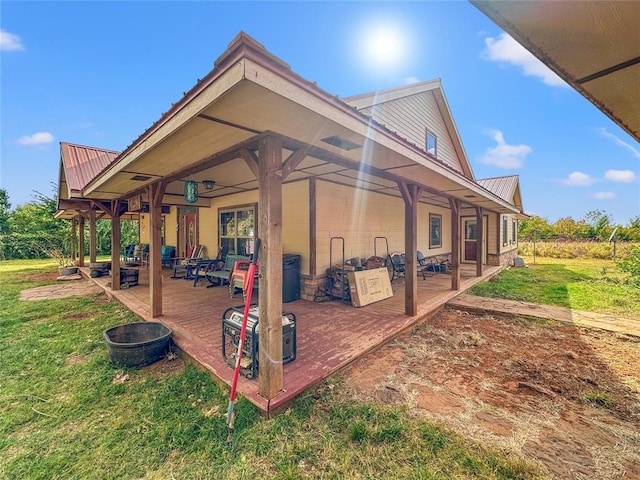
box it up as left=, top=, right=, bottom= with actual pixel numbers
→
left=309, top=177, right=316, bottom=277
left=399, top=182, right=421, bottom=316
left=475, top=206, right=483, bottom=277
left=449, top=198, right=461, bottom=290
left=148, top=183, right=166, bottom=318
left=71, top=217, right=77, bottom=262
left=111, top=201, right=121, bottom=291
left=89, top=209, right=97, bottom=263
left=78, top=215, right=85, bottom=267
left=257, top=135, right=284, bottom=400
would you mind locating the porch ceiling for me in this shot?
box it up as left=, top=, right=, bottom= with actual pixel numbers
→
left=472, top=0, right=640, bottom=142
left=85, top=41, right=519, bottom=214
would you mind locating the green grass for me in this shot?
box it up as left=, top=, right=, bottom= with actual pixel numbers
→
left=469, top=257, right=640, bottom=320
left=0, top=259, right=543, bottom=479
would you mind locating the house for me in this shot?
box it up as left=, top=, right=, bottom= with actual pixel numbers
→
left=56, top=32, right=526, bottom=404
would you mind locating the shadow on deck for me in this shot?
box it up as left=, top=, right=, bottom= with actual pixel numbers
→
left=86, top=264, right=500, bottom=415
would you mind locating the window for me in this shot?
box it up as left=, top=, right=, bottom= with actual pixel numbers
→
left=219, top=204, right=256, bottom=256
left=429, top=213, right=442, bottom=248
left=426, top=130, right=437, bottom=157
left=512, top=220, right=517, bottom=243
left=502, top=216, right=508, bottom=246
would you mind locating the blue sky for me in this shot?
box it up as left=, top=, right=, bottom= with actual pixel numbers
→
left=2, top=1, right=639, bottom=224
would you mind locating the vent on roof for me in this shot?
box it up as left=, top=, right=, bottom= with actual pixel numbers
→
left=464, top=194, right=476, bottom=198
left=321, top=135, right=361, bottom=151
left=131, top=175, right=152, bottom=181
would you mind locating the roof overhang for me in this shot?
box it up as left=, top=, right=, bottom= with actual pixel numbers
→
left=82, top=32, right=520, bottom=215
left=472, top=0, right=640, bottom=142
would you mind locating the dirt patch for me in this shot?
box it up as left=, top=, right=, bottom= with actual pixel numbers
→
left=28, top=271, right=60, bottom=282
left=142, top=353, right=185, bottom=378
left=340, top=307, right=640, bottom=480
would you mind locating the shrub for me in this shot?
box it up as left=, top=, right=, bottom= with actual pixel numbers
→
left=618, top=245, right=640, bottom=286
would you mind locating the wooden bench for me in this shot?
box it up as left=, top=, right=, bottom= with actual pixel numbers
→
left=205, top=254, right=250, bottom=287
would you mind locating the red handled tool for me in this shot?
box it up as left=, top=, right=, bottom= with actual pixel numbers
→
left=226, top=238, right=260, bottom=443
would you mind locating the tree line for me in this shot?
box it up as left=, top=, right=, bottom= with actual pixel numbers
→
left=0, top=187, right=138, bottom=261
left=518, top=210, right=640, bottom=243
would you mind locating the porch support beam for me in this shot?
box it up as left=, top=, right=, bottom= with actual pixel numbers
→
left=475, top=206, right=483, bottom=277
left=71, top=217, right=78, bottom=263
left=110, top=200, right=121, bottom=291
left=258, top=134, right=284, bottom=401
left=449, top=198, right=461, bottom=290
left=399, top=181, right=422, bottom=316
left=149, top=182, right=167, bottom=318
left=78, top=215, right=85, bottom=267
left=89, top=209, right=97, bottom=264
left=239, top=148, right=259, bottom=178
left=281, top=148, right=307, bottom=180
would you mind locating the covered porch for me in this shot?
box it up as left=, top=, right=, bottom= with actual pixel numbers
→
left=86, top=263, right=499, bottom=415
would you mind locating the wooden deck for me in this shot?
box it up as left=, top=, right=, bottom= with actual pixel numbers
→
left=86, top=264, right=500, bottom=415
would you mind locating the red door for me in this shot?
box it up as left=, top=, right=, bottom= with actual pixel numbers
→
left=463, top=219, right=477, bottom=262
left=179, top=213, right=197, bottom=258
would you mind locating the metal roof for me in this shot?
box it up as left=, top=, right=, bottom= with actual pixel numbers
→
left=477, top=175, right=522, bottom=210
left=472, top=0, right=640, bottom=143
left=59, top=142, right=119, bottom=196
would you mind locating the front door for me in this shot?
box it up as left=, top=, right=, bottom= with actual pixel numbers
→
left=463, top=219, right=478, bottom=262
left=179, top=212, right=197, bottom=258
left=462, top=217, right=487, bottom=263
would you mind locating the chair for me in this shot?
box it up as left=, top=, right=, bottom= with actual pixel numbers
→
left=170, top=245, right=206, bottom=279
left=121, top=244, right=137, bottom=264
left=205, top=254, right=250, bottom=287
left=417, top=251, right=435, bottom=279
left=191, top=246, right=227, bottom=287
left=387, top=253, right=405, bottom=282
left=161, top=246, right=176, bottom=268
left=229, top=258, right=259, bottom=299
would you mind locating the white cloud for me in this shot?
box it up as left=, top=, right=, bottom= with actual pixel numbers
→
left=404, top=76, right=421, bottom=85
left=562, top=171, right=594, bottom=186
left=18, top=132, right=55, bottom=145
left=479, top=129, right=532, bottom=168
left=604, top=169, right=636, bottom=183
left=591, top=192, right=615, bottom=200
left=597, top=128, right=640, bottom=159
left=483, top=32, right=566, bottom=87
left=1, top=29, right=24, bottom=51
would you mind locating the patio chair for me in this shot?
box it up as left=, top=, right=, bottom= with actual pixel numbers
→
left=121, top=244, right=137, bottom=264
left=170, top=245, right=206, bottom=279
left=191, top=246, right=227, bottom=287
left=417, top=251, right=436, bottom=279
left=387, top=252, right=405, bottom=282
left=229, top=258, right=259, bottom=299
left=205, top=254, right=250, bottom=287
left=161, top=246, right=176, bottom=268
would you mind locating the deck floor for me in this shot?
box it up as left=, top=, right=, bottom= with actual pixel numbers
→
left=87, top=264, right=500, bottom=414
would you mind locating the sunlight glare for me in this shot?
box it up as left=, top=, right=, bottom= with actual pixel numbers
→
left=359, top=21, right=407, bottom=70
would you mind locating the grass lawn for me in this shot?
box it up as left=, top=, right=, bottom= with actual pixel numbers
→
left=469, top=256, right=640, bottom=320
left=0, top=259, right=542, bottom=479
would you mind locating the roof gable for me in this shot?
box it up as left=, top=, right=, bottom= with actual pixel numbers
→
left=59, top=142, right=120, bottom=197
left=343, top=80, right=475, bottom=179
left=477, top=175, right=523, bottom=211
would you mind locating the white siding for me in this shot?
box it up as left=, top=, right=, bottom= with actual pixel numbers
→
left=315, top=180, right=452, bottom=271
left=358, top=91, right=463, bottom=173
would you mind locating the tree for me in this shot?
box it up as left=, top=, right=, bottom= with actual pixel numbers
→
left=0, top=188, right=10, bottom=235
left=518, top=215, right=553, bottom=241
left=582, top=210, right=613, bottom=241
left=553, top=217, right=580, bottom=240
